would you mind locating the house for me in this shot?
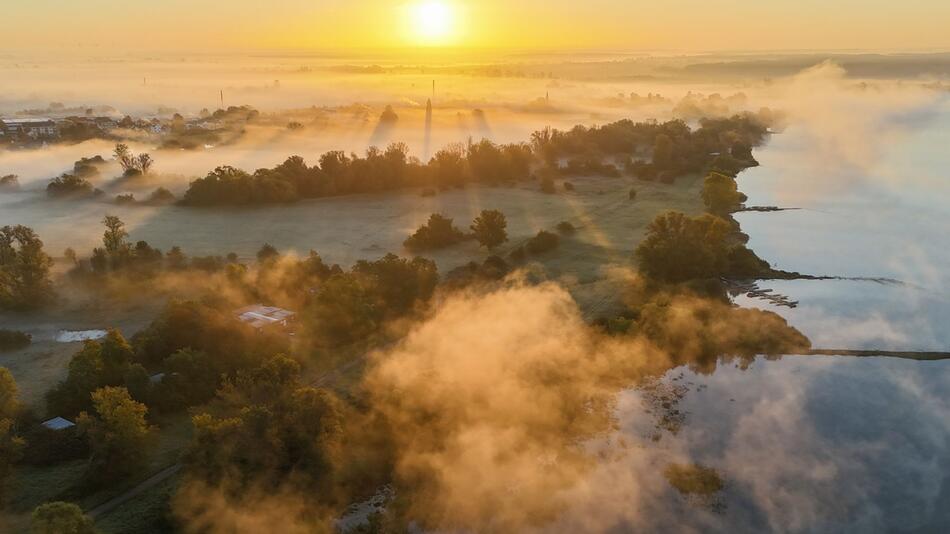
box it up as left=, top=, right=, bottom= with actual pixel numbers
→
left=41, top=417, right=76, bottom=431
left=235, top=304, right=296, bottom=331
left=0, top=118, right=59, bottom=138
left=149, top=372, right=166, bottom=384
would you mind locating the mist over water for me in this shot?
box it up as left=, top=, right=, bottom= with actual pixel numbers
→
left=735, top=98, right=950, bottom=350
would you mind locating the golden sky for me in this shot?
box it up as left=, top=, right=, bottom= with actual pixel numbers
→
left=6, top=0, right=950, bottom=52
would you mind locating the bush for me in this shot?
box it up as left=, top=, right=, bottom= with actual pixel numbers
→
left=629, top=188, right=638, bottom=200
left=146, top=187, right=176, bottom=205
left=635, top=212, right=732, bottom=282
left=31, top=502, right=96, bottom=534
left=508, top=246, right=526, bottom=263
left=727, top=245, right=771, bottom=277
left=420, top=187, right=437, bottom=197
left=46, top=174, right=97, bottom=198
left=702, top=172, right=746, bottom=215
left=0, top=175, right=19, bottom=191
left=21, top=425, right=89, bottom=466
left=540, top=176, right=556, bottom=194
left=115, top=193, right=136, bottom=205
left=556, top=221, right=576, bottom=235
left=563, top=181, right=575, bottom=191
left=404, top=214, right=465, bottom=252
left=0, top=330, right=31, bottom=352
left=525, top=230, right=559, bottom=255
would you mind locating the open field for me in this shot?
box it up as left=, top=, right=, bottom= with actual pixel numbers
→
left=1, top=171, right=704, bottom=408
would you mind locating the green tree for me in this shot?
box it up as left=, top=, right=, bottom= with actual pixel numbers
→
left=101, top=215, right=128, bottom=254
left=0, top=367, right=18, bottom=420
left=46, top=330, right=138, bottom=417
left=403, top=214, right=465, bottom=252
left=701, top=172, right=746, bottom=215
left=0, top=225, right=54, bottom=309
left=184, top=356, right=343, bottom=491
left=470, top=209, right=508, bottom=250
left=0, top=368, right=23, bottom=505
left=635, top=211, right=731, bottom=283
left=77, top=386, right=151, bottom=485
left=256, top=243, right=280, bottom=264
left=30, top=501, right=97, bottom=534
left=652, top=133, right=673, bottom=169
left=0, top=418, right=24, bottom=505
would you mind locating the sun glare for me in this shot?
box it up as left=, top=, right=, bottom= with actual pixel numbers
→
left=409, top=1, right=455, bottom=44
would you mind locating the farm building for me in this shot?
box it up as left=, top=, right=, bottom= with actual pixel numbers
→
left=235, top=304, right=296, bottom=331
left=41, top=417, right=76, bottom=431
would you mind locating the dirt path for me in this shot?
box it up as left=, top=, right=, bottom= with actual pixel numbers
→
left=87, top=464, right=182, bottom=519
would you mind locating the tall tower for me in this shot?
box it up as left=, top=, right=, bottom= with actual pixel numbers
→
left=424, top=98, right=433, bottom=161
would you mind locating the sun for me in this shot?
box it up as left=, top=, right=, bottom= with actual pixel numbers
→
left=409, top=1, right=455, bottom=44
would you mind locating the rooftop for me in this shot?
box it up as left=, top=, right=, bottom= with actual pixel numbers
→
left=1, top=117, right=56, bottom=124
left=42, top=417, right=76, bottom=431
left=235, top=304, right=295, bottom=329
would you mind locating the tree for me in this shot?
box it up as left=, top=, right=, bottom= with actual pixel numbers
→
left=0, top=418, right=24, bottom=505
left=256, top=243, right=280, bottom=264
left=353, top=253, right=438, bottom=316
left=136, top=153, right=154, bottom=175
left=101, top=215, right=128, bottom=255
left=0, top=367, right=18, bottom=420
left=46, top=330, right=138, bottom=417
left=470, top=209, right=508, bottom=250
left=0, top=367, right=23, bottom=505
left=184, top=356, right=343, bottom=491
left=652, top=133, right=673, bottom=169
left=0, top=174, right=19, bottom=191
left=635, top=211, right=731, bottom=283
left=113, top=143, right=134, bottom=172
left=525, top=230, right=559, bottom=255
left=0, top=225, right=54, bottom=309
left=701, top=172, right=746, bottom=215
left=403, top=214, right=465, bottom=252
left=30, top=502, right=97, bottom=534
left=77, top=386, right=151, bottom=485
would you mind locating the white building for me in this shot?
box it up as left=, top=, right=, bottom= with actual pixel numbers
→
left=0, top=118, right=59, bottom=138
left=235, top=304, right=296, bottom=331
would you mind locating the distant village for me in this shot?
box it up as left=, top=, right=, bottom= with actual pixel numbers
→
left=0, top=103, right=261, bottom=149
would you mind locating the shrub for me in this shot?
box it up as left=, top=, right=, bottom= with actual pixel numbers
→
left=556, top=221, right=576, bottom=235
left=146, top=187, right=176, bottom=205
left=702, top=172, right=746, bottom=214
left=629, top=188, right=638, bottom=200
left=115, top=193, right=136, bottom=205
left=540, top=176, right=556, bottom=194
left=46, top=174, right=97, bottom=198
left=563, top=181, right=575, bottom=191
left=0, top=175, right=19, bottom=191
left=525, top=230, right=559, bottom=255
left=508, top=246, right=526, bottom=263
left=404, top=214, right=465, bottom=252
left=0, top=330, right=31, bottom=352
left=31, top=502, right=96, bottom=534
left=635, top=211, right=731, bottom=283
